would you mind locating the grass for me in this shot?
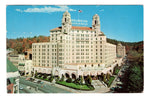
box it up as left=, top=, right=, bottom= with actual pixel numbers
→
left=56, top=81, right=94, bottom=90
left=113, top=67, right=120, bottom=75
left=106, top=76, right=115, bottom=87
left=115, top=68, right=120, bottom=75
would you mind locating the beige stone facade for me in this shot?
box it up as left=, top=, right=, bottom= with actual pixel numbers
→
left=32, top=42, right=52, bottom=72
left=32, top=11, right=124, bottom=77
left=117, top=43, right=126, bottom=57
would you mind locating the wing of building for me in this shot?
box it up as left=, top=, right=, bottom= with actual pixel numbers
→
left=32, top=11, right=125, bottom=78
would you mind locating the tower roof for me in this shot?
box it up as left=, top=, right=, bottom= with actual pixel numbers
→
left=63, top=10, right=71, bottom=16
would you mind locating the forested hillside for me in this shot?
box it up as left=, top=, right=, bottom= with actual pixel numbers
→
left=7, top=36, right=50, bottom=54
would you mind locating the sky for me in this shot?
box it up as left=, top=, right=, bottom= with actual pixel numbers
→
left=6, top=5, right=143, bottom=42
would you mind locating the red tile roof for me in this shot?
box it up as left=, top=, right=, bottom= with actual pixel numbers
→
left=50, top=26, right=93, bottom=31
left=50, top=27, right=62, bottom=31
left=72, top=26, right=93, bottom=30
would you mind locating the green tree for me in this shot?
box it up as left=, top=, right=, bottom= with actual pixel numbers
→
left=85, top=75, right=92, bottom=85
left=106, top=73, right=110, bottom=80
left=118, top=65, right=143, bottom=93
left=80, top=76, right=84, bottom=84
left=60, top=74, right=64, bottom=81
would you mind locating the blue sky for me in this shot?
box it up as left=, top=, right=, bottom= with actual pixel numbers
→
left=6, top=5, right=143, bottom=42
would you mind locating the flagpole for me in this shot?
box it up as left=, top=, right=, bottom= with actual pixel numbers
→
left=78, top=11, right=79, bottom=21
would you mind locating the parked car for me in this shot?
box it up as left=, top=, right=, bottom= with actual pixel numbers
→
left=33, top=79, right=38, bottom=83
left=40, top=81, right=44, bottom=84
left=30, top=78, right=35, bottom=82
left=110, top=87, right=115, bottom=91
left=19, top=86, right=23, bottom=90
left=37, top=80, right=41, bottom=84
left=116, top=78, right=120, bottom=82
left=26, top=86, right=31, bottom=89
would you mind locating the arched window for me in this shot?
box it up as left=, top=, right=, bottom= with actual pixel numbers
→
left=95, top=20, right=97, bottom=24
left=65, top=18, right=67, bottom=22
left=85, top=64, right=86, bottom=67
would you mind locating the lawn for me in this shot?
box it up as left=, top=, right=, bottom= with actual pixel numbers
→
left=115, top=68, right=120, bottom=75
left=56, top=81, right=94, bottom=90
left=106, top=76, right=115, bottom=87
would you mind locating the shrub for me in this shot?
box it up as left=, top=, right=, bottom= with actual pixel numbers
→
left=73, top=78, right=80, bottom=85
left=85, top=75, right=92, bottom=85
left=80, top=76, right=84, bottom=84
left=49, top=76, right=54, bottom=82
left=43, top=74, right=47, bottom=79
left=66, top=78, right=72, bottom=83
left=60, top=75, right=64, bottom=81
left=55, top=76, right=60, bottom=82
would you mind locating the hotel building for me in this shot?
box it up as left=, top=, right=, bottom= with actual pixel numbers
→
left=32, top=11, right=124, bottom=78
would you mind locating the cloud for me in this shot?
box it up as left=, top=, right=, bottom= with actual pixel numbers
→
left=69, top=9, right=76, bottom=12
left=16, top=6, right=76, bottom=13
left=16, top=9, right=24, bottom=13
left=99, top=9, right=104, bottom=12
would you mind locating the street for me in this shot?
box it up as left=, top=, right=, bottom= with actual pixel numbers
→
left=19, top=77, right=71, bottom=93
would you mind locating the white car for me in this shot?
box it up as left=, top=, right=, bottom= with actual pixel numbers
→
left=19, top=86, right=23, bottom=90
left=26, top=86, right=31, bottom=89
left=33, top=79, right=38, bottom=83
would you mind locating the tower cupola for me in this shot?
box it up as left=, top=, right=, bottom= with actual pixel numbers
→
left=62, top=11, right=72, bottom=34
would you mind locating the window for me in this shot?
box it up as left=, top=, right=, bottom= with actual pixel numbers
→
left=65, top=18, right=66, bottom=22
left=64, top=29, right=66, bottom=33
left=95, top=20, right=97, bottom=24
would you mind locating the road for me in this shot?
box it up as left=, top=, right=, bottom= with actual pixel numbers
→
left=19, top=77, right=71, bottom=93
left=109, top=57, right=129, bottom=90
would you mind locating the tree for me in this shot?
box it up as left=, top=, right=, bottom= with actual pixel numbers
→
left=80, top=76, right=84, bottom=84
left=49, top=75, right=54, bottom=82
left=85, top=75, right=92, bottom=85
left=66, top=78, right=72, bottom=83
left=106, top=73, right=110, bottom=80
left=118, top=65, right=143, bottom=93
left=60, top=74, right=64, bottom=81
